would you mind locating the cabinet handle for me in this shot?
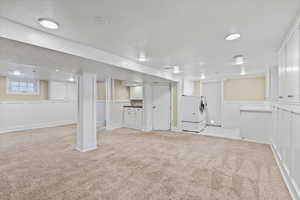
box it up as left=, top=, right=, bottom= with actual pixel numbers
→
left=287, top=95, right=294, bottom=98
left=278, top=96, right=283, bottom=99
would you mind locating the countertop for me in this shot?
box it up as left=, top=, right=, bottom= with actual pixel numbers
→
left=123, top=106, right=143, bottom=108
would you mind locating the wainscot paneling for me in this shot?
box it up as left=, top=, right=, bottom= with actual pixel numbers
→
left=0, top=100, right=77, bottom=133
left=271, top=104, right=300, bottom=200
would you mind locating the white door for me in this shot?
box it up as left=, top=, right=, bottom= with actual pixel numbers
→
left=152, top=85, right=171, bottom=130
left=202, top=81, right=222, bottom=126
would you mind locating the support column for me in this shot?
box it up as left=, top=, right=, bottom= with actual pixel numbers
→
left=177, top=80, right=183, bottom=131
left=105, top=77, right=113, bottom=129
left=143, top=82, right=153, bottom=131
left=76, top=72, right=97, bottom=152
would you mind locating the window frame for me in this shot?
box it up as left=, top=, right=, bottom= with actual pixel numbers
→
left=6, top=77, right=40, bottom=95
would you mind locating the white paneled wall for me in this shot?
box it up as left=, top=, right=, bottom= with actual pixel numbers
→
left=0, top=100, right=76, bottom=133
left=96, top=100, right=106, bottom=127
left=222, top=101, right=270, bottom=128
left=110, top=100, right=130, bottom=128
left=271, top=104, right=300, bottom=200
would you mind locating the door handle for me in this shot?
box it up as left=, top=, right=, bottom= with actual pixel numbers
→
left=287, top=95, right=294, bottom=98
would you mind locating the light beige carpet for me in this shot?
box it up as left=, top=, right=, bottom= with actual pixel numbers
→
left=0, top=126, right=291, bottom=200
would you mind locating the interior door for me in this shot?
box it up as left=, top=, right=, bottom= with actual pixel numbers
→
left=202, top=81, right=222, bottom=126
left=152, top=85, right=171, bottom=130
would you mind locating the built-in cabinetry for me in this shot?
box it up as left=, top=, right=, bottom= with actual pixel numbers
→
left=271, top=105, right=300, bottom=199
left=278, top=24, right=299, bottom=102
left=123, top=107, right=143, bottom=129
left=48, top=81, right=76, bottom=100
left=130, top=86, right=143, bottom=100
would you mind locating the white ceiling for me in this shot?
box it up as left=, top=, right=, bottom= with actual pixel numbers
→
left=0, top=0, right=299, bottom=79
left=0, top=37, right=170, bottom=83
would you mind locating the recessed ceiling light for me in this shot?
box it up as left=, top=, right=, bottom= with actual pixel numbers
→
left=55, top=69, right=60, bottom=72
left=240, top=67, right=246, bottom=75
left=13, top=70, right=21, bottom=76
left=225, top=33, right=241, bottom=41
left=173, top=66, right=181, bottom=74
left=69, top=77, right=75, bottom=82
left=38, top=18, right=59, bottom=29
left=138, top=53, right=148, bottom=62
left=233, top=55, right=245, bottom=65
left=200, top=73, right=206, bottom=79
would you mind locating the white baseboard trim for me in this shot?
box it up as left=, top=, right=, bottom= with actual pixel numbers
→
left=171, top=127, right=182, bottom=132
left=96, top=120, right=105, bottom=127
left=241, top=138, right=270, bottom=145
left=0, top=120, right=76, bottom=134
left=97, top=126, right=106, bottom=131
left=75, top=146, right=97, bottom=152
left=271, top=144, right=299, bottom=200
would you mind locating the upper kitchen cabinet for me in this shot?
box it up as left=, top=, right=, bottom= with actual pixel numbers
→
left=278, top=23, right=300, bottom=102
left=130, top=86, right=143, bottom=100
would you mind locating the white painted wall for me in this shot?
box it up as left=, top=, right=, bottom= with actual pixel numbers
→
left=49, top=81, right=76, bottom=100
left=0, top=100, right=77, bottom=133
left=222, top=101, right=270, bottom=129
left=271, top=104, right=300, bottom=200
left=183, top=79, right=194, bottom=96
left=96, top=100, right=106, bottom=127
left=111, top=100, right=131, bottom=129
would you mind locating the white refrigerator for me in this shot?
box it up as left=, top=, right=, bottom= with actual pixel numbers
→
left=181, top=95, right=206, bottom=132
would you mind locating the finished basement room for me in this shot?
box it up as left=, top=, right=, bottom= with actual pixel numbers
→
left=0, top=1, right=300, bottom=200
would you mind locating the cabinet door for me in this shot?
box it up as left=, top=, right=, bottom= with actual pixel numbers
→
left=130, top=86, right=143, bottom=99
left=135, top=109, right=143, bottom=129
left=286, top=29, right=299, bottom=101
left=123, top=108, right=131, bottom=128
left=278, top=47, right=287, bottom=100
left=135, top=86, right=143, bottom=99
left=128, top=109, right=136, bottom=128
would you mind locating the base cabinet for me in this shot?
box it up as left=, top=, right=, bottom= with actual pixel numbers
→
left=123, top=107, right=143, bottom=129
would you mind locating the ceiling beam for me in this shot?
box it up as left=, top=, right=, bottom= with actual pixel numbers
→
left=0, top=17, right=179, bottom=82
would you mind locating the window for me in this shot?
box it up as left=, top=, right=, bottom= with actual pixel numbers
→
left=7, top=78, right=40, bottom=95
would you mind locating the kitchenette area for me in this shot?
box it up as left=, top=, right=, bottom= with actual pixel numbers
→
left=123, top=84, right=144, bottom=130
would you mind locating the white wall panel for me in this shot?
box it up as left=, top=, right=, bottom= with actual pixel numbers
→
left=271, top=104, right=300, bottom=200
left=0, top=100, right=76, bottom=133
left=222, top=101, right=270, bottom=129
left=111, top=100, right=130, bottom=128
left=291, top=112, right=300, bottom=197
left=96, top=100, right=106, bottom=127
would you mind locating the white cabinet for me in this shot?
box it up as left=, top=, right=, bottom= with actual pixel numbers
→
left=123, top=108, right=136, bottom=128
left=123, top=107, right=143, bottom=129
left=286, top=30, right=299, bottom=101
left=278, top=47, right=286, bottom=100
left=130, top=86, right=143, bottom=100
left=135, top=108, right=143, bottom=129
left=278, top=25, right=300, bottom=102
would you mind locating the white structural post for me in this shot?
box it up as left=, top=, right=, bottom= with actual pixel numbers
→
left=76, top=72, right=97, bottom=152
left=176, top=80, right=183, bottom=131
left=143, top=82, right=153, bottom=131
left=105, top=77, right=113, bottom=129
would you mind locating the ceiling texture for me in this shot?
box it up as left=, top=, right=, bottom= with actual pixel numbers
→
left=0, top=0, right=299, bottom=79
